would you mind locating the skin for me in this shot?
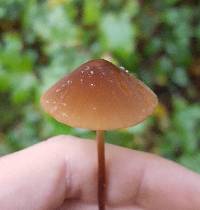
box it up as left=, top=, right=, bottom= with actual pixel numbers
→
left=0, top=136, right=200, bottom=210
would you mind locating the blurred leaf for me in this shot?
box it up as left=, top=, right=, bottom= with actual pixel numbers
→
left=172, top=67, right=189, bottom=87
left=11, top=73, right=37, bottom=104
left=40, top=114, right=73, bottom=138
left=124, top=0, right=139, bottom=17
left=0, top=67, right=10, bottom=91
left=172, top=98, right=200, bottom=153
left=154, top=56, right=173, bottom=85
left=0, top=33, right=35, bottom=73
left=100, top=13, right=135, bottom=56
left=106, top=131, right=134, bottom=148
left=33, top=5, right=80, bottom=52
left=128, top=118, right=154, bottom=135
left=145, top=38, right=162, bottom=55
left=0, top=142, right=13, bottom=155
left=83, top=0, right=101, bottom=25
left=179, top=154, right=200, bottom=173
left=138, top=9, right=159, bottom=38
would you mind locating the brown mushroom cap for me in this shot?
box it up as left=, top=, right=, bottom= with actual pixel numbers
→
left=41, top=59, right=158, bottom=130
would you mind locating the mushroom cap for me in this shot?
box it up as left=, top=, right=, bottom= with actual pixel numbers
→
left=41, top=59, right=158, bottom=130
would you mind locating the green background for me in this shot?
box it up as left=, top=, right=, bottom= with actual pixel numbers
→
left=0, top=0, right=200, bottom=172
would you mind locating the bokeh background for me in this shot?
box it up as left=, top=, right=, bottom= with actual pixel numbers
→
left=0, top=0, right=200, bottom=172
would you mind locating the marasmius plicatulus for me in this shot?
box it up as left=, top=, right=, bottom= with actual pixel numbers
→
left=41, top=59, right=158, bottom=210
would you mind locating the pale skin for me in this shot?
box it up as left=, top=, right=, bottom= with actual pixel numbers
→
left=0, top=136, right=200, bottom=210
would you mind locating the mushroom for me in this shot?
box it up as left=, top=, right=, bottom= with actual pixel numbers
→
left=41, top=59, right=158, bottom=210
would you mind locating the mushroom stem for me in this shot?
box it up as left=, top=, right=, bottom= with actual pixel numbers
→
left=96, top=130, right=106, bottom=210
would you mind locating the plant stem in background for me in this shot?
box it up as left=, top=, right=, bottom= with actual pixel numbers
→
left=96, top=130, right=106, bottom=210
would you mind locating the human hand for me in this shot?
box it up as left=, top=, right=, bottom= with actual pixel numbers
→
left=0, top=135, right=199, bottom=210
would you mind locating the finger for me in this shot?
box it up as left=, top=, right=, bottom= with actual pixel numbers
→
left=0, top=136, right=70, bottom=210
left=0, top=136, right=200, bottom=210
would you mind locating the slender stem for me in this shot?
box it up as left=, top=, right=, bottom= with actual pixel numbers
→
left=96, top=130, right=106, bottom=210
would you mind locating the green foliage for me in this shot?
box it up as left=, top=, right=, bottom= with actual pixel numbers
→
left=158, top=98, right=200, bottom=159
left=0, top=0, right=200, bottom=172
left=83, top=0, right=101, bottom=25
left=100, top=13, right=135, bottom=57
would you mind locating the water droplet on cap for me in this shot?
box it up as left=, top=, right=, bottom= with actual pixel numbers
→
left=85, top=66, right=90, bottom=70
left=67, top=80, right=72, bottom=85
left=56, top=88, right=61, bottom=93
left=62, top=83, right=67, bottom=88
